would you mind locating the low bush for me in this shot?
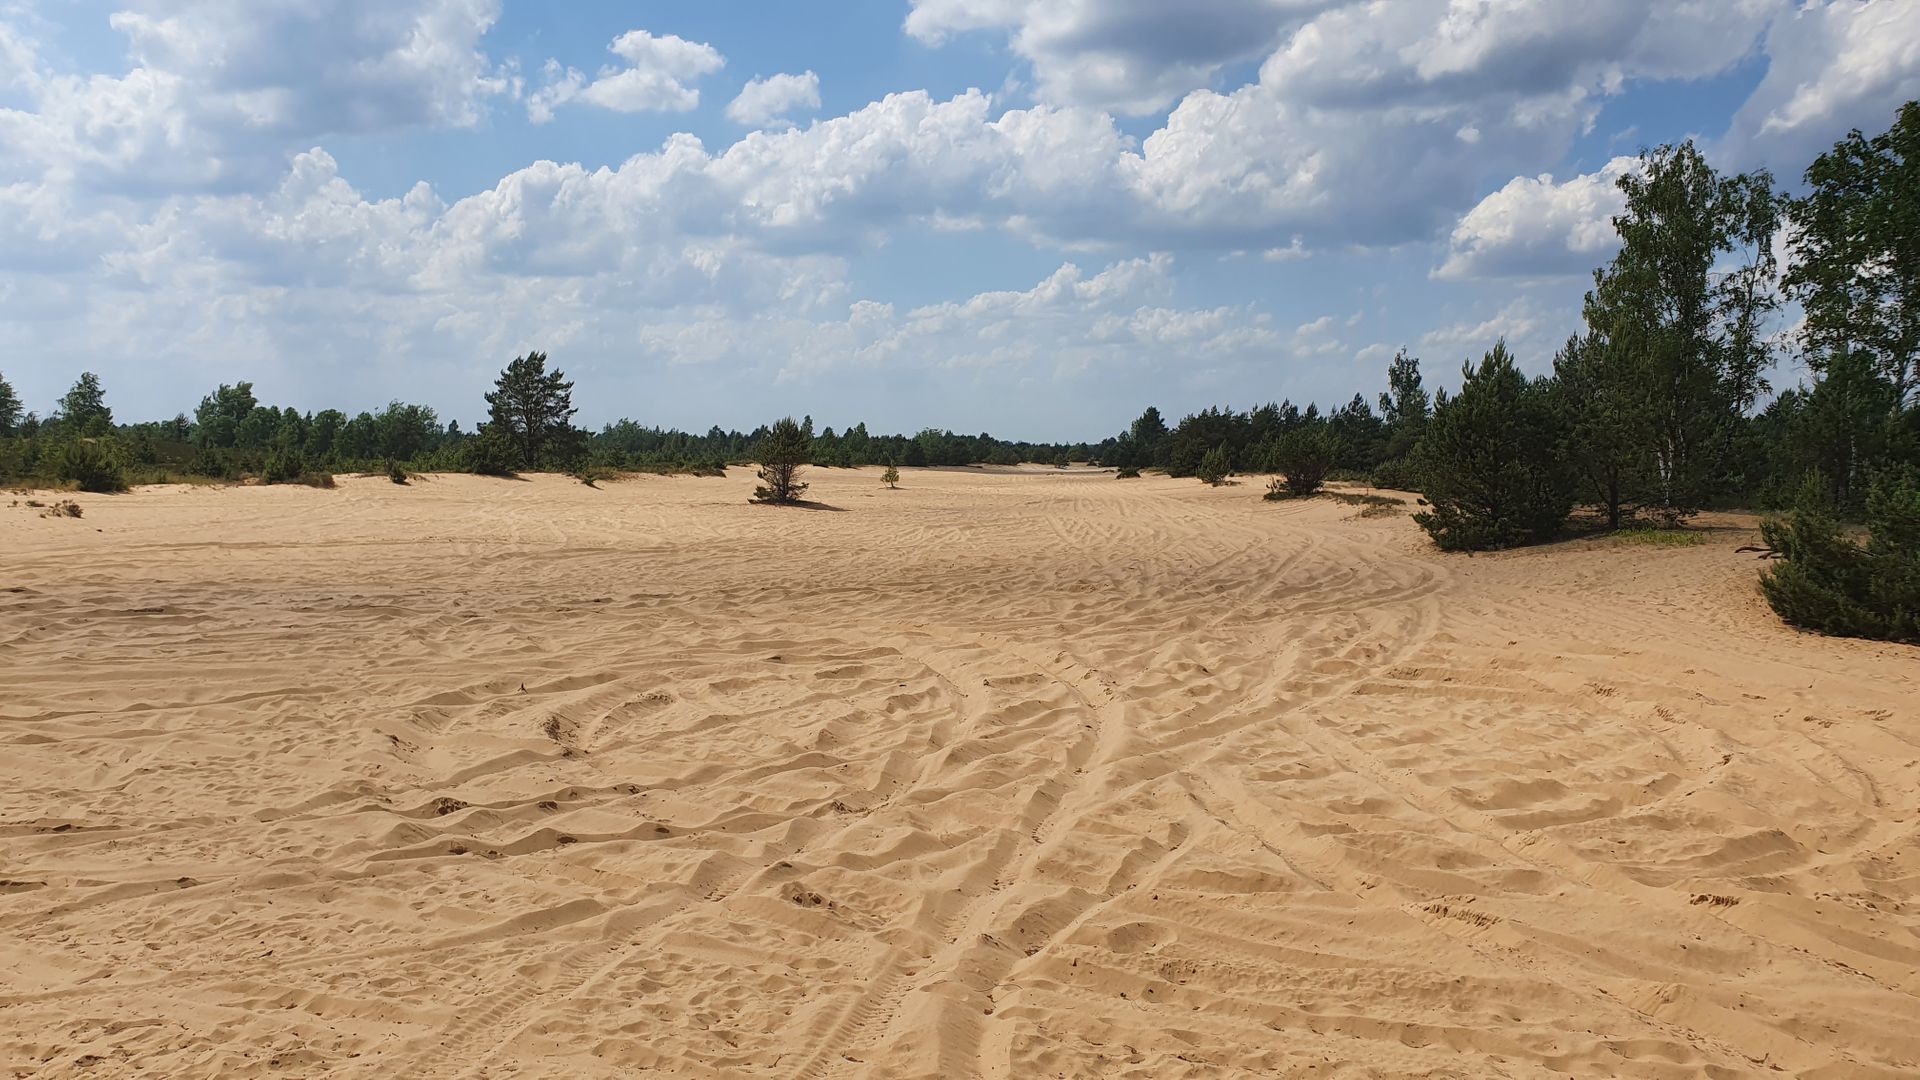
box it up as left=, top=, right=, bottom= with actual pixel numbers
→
left=1115, top=466, right=1141, bottom=479
left=1370, top=456, right=1425, bottom=493
left=463, top=425, right=520, bottom=477
left=1760, top=470, right=1918, bottom=643
left=261, top=448, right=307, bottom=485
left=1195, top=445, right=1231, bottom=486
left=1271, top=427, right=1341, bottom=498
left=56, top=439, right=127, bottom=493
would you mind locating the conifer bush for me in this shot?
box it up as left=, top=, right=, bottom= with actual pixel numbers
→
left=1413, top=341, right=1573, bottom=550
left=56, top=439, right=127, bottom=493
left=1271, top=426, right=1340, bottom=497
left=882, top=462, right=900, bottom=488
left=463, top=425, right=520, bottom=477
left=1760, top=470, right=1919, bottom=643
left=262, top=448, right=307, bottom=485
left=1195, top=445, right=1231, bottom=486
left=751, top=417, right=812, bottom=504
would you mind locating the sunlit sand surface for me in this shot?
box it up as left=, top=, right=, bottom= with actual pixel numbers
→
left=3, top=467, right=1916, bottom=1077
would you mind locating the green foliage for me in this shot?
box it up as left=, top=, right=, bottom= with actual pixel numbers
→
left=388, top=460, right=410, bottom=485
left=57, top=372, right=114, bottom=438
left=1271, top=425, right=1341, bottom=497
left=882, top=462, right=900, bottom=488
left=188, top=447, right=236, bottom=480
left=1130, top=407, right=1168, bottom=466
left=0, top=371, right=20, bottom=437
left=1553, top=333, right=1647, bottom=529
left=1785, top=100, right=1920, bottom=409
left=1413, top=341, right=1574, bottom=551
left=1581, top=140, right=1779, bottom=523
left=1378, top=350, right=1429, bottom=454
left=485, top=351, right=578, bottom=469
left=751, top=417, right=812, bottom=504
left=1195, top=444, right=1231, bottom=486
left=1370, top=455, right=1425, bottom=493
left=1115, top=466, right=1141, bottom=479
left=1760, top=470, right=1919, bottom=643
left=56, top=438, right=128, bottom=493
left=261, top=448, right=308, bottom=485
left=463, top=424, right=521, bottom=477
left=194, top=383, right=257, bottom=448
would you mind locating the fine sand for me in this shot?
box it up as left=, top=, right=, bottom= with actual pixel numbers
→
left=2, top=467, right=1917, bottom=1078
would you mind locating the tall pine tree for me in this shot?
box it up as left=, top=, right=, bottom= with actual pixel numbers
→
left=484, top=352, right=578, bottom=469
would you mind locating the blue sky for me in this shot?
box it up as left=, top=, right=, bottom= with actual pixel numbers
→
left=3, top=1, right=1918, bottom=440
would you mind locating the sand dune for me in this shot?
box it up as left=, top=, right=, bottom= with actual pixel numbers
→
left=2, top=467, right=1917, bottom=1078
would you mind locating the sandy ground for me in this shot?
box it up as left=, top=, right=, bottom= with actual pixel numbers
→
left=2, top=466, right=1917, bottom=1079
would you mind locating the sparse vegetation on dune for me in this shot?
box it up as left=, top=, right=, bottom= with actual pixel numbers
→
left=2, top=104, right=1918, bottom=647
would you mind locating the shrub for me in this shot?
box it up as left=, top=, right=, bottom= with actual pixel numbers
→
left=1370, top=455, right=1425, bottom=493
left=1760, top=470, right=1918, bottom=643
left=574, top=464, right=616, bottom=487
left=1271, top=426, right=1340, bottom=497
left=1115, top=466, right=1141, bottom=479
left=56, top=439, right=127, bottom=493
left=42, top=499, right=82, bottom=519
left=1195, top=444, right=1231, bottom=486
left=882, top=462, right=900, bottom=488
left=751, top=417, right=811, bottom=504
left=262, top=448, right=307, bottom=485
left=387, top=460, right=410, bottom=485
left=188, top=447, right=235, bottom=480
left=463, top=425, right=521, bottom=477
left=1413, top=341, right=1574, bottom=551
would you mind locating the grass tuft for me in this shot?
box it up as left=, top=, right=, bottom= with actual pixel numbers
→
left=1608, top=528, right=1707, bottom=546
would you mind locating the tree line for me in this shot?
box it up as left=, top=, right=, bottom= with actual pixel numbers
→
left=0, top=354, right=1100, bottom=492
left=1093, top=104, right=1916, bottom=641
left=4, top=102, right=1915, bottom=641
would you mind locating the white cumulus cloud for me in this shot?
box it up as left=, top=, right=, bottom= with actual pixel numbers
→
left=1434, top=157, right=1636, bottom=281
left=527, top=29, right=724, bottom=122
left=726, top=71, right=822, bottom=129
left=1721, top=0, right=1920, bottom=167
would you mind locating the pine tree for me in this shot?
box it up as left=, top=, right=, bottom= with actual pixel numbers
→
left=1790, top=345, right=1902, bottom=512
left=882, top=462, right=900, bottom=488
left=1195, top=444, right=1231, bottom=486
left=752, top=417, right=812, bottom=504
left=463, top=424, right=521, bottom=477
left=484, top=352, right=578, bottom=469
left=1130, top=406, right=1168, bottom=466
left=1269, top=425, right=1339, bottom=498
left=1554, top=333, right=1645, bottom=530
left=1760, top=469, right=1919, bottom=643
left=1413, top=341, right=1573, bottom=551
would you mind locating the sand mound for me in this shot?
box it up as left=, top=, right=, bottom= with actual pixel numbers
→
left=2, top=468, right=1915, bottom=1077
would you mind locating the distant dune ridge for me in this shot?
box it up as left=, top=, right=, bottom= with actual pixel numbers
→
left=2, top=467, right=1916, bottom=1077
